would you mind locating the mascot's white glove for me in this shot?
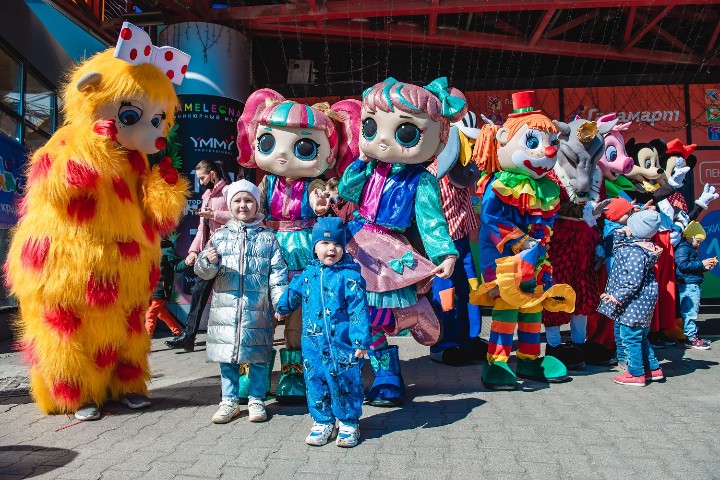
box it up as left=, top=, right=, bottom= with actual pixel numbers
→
left=696, top=183, right=718, bottom=210
left=670, top=229, right=682, bottom=247
left=667, top=166, right=691, bottom=188
left=583, top=199, right=611, bottom=227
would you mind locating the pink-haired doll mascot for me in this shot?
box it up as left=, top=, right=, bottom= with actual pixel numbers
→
left=338, top=77, right=463, bottom=406
left=237, top=90, right=361, bottom=403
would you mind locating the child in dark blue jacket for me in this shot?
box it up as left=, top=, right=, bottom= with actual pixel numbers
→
left=598, top=210, right=663, bottom=387
left=675, top=221, right=717, bottom=350
left=276, top=217, right=371, bottom=448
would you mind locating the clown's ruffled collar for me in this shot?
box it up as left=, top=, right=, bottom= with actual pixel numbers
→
left=491, top=171, right=560, bottom=218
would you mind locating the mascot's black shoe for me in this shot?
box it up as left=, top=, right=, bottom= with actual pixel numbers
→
left=430, top=346, right=469, bottom=366
left=577, top=341, right=618, bottom=366
left=544, top=342, right=585, bottom=370
left=165, top=333, right=195, bottom=352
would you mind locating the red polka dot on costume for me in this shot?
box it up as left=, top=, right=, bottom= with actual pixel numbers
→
left=112, top=176, right=132, bottom=202
left=181, top=65, right=187, bottom=74
left=66, top=160, right=99, bottom=189
left=166, top=70, right=174, bottom=80
left=142, top=220, right=155, bottom=243
left=86, top=273, right=118, bottom=308
left=144, top=45, right=151, bottom=56
left=164, top=51, right=173, bottom=61
left=52, top=380, right=82, bottom=403
left=44, top=307, right=81, bottom=337
left=29, top=152, right=52, bottom=182
left=130, top=49, right=137, bottom=61
left=117, top=240, right=140, bottom=259
left=20, top=237, right=50, bottom=270
left=116, top=362, right=143, bottom=382
left=94, top=347, right=118, bottom=369
left=67, top=194, right=97, bottom=223
left=127, top=150, right=147, bottom=174
left=126, top=306, right=144, bottom=335
left=120, top=28, right=132, bottom=40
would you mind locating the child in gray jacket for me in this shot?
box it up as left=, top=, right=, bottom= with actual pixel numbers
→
left=195, top=180, right=288, bottom=424
left=598, top=210, right=663, bottom=387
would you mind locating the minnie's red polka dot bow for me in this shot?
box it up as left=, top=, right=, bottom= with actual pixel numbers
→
left=113, top=22, right=191, bottom=86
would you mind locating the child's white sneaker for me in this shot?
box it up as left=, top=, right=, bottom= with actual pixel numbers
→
left=212, top=400, right=241, bottom=424
left=336, top=421, right=359, bottom=448
left=305, top=422, right=335, bottom=446
left=247, top=399, right=267, bottom=422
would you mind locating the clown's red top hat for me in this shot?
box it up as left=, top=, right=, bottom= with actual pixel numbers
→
left=507, top=91, right=542, bottom=118
left=665, top=138, right=697, bottom=159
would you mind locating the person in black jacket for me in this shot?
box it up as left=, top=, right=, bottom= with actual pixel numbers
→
left=145, top=237, right=187, bottom=337
left=675, top=222, right=717, bottom=350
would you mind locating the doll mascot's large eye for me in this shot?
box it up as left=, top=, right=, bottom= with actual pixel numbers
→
left=524, top=130, right=541, bottom=150
left=395, top=123, right=421, bottom=147
left=118, top=102, right=143, bottom=125
left=151, top=113, right=165, bottom=128
left=605, top=145, right=617, bottom=162
left=294, top=138, right=320, bottom=161
left=362, top=117, right=377, bottom=140
left=257, top=133, right=276, bottom=154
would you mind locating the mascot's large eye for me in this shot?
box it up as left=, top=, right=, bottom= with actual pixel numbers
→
left=118, top=102, right=143, bottom=126
left=257, top=133, right=276, bottom=155
left=395, top=123, right=421, bottom=148
left=362, top=117, right=377, bottom=140
left=524, top=130, right=541, bottom=150
left=644, top=159, right=652, bottom=169
left=605, top=145, right=618, bottom=162
left=151, top=113, right=166, bottom=129
left=294, top=139, right=319, bottom=161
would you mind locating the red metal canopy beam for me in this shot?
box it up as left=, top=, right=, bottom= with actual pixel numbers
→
left=214, top=0, right=712, bottom=24
left=544, top=9, right=599, bottom=39
left=493, top=18, right=523, bottom=37
left=428, top=0, right=439, bottom=35
left=636, top=12, right=690, bottom=53
left=248, top=19, right=719, bottom=66
left=623, top=6, right=637, bottom=44
left=529, top=9, right=556, bottom=46
left=621, top=5, right=673, bottom=53
left=705, top=17, right=720, bottom=55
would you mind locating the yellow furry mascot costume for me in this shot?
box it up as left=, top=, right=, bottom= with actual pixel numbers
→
left=6, top=23, right=190, bottom=420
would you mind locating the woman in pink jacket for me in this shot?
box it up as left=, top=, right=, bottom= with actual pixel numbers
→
left=166, top=160, right=232, bottom=351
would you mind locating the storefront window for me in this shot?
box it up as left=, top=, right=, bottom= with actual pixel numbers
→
left=0, top=111, right=20, bottom=143
left=25, top=72, right=55, bottom=135
left=0, top=48, right=22, bottom=117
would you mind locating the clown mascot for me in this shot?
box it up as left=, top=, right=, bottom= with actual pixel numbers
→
left=6, top=23, right=190, bottom=420
left=236, top=90, right=361, bottom=403
left=338, top=77, right=463, bottom=406
left=469, top=91, right=575, bottom=390
left=427, top=109, right=485, bottom=366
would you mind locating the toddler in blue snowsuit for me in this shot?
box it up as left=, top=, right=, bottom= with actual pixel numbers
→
left=276, top=217, right=371, bottom=448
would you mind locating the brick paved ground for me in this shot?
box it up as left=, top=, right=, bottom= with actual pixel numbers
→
left=1, top=314, right=719, bottom=480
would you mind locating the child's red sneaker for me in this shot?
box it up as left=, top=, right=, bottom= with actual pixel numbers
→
left=613, top=372, right=646, bottom=387
left=644, top=369, right=664, bottom=381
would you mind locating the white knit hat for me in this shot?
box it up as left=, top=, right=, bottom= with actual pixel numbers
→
left=224, top=179, right=261, bottom=209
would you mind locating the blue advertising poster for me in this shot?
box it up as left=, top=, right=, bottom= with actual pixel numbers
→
left=0, top=135, right=27, bottom=228
left=700, top=210, right=720, bottom=298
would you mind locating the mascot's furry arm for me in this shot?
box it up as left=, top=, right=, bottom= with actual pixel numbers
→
left=141, top=156, right=189, bottom=236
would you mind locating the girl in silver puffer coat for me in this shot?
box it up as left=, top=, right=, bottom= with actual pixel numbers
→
left=195, top=180, right=288, bottom=424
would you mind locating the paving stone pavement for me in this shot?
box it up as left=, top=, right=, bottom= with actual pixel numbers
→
left=1, top=314, right=719, bottom=480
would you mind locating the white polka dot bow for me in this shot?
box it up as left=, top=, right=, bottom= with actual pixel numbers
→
left=113, top=22, right=191, bottom=86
